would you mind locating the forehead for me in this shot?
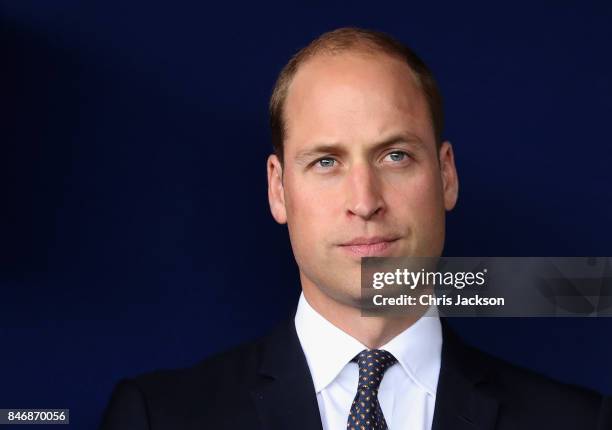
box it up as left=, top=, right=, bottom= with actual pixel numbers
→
left=283, top=51, right=433, bottom=151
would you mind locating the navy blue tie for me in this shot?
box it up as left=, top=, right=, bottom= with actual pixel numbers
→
left=347, top=349, right=397, bottom=430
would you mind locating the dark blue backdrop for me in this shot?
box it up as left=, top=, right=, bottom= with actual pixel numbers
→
left=2, top=2, right=611, bottom=429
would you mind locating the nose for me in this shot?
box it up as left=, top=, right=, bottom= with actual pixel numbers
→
left=345, top=163, right=385, bottom=220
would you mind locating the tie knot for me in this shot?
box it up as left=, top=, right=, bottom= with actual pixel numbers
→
left=353, top=349, right=397, bottom=392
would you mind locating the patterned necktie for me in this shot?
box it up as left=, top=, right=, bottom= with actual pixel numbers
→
left=347, top=349, right=397, bottom=430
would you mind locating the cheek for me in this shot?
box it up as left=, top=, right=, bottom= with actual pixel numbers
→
left=286, top=172, right=345, bottom=216
left=284, top=179, right=335, bottom=244
left=287, top=185, right=326, bottom=220
left=385, top=168, right=445, bottom=218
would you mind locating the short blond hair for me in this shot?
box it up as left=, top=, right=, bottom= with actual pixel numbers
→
left=269, top=27, right=444, bottom=163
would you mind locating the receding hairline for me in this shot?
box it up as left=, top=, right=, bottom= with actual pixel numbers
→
left=269, top=28, right=444, bottom=163
left=281, top=48, right=432, bottom=147
left=285, top=47, right=425, bottom=105
left=310, top=38, right=422, bottom=71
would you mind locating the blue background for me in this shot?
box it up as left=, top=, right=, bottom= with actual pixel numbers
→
left=2, top=2, right=611, bottom=428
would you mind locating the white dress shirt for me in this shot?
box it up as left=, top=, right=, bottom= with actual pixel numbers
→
left=294, top=293, right=442, bottom=430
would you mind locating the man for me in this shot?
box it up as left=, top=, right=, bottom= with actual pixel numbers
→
left=100, top=27, right=610, bottom=430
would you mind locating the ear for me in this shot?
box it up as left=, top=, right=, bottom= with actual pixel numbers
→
left=438, top=141, right=459, bottom=211
left=267, top=154, right=287, bottom=224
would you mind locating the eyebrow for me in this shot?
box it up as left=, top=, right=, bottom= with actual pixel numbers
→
left=294, top=132, right=426, bottom=164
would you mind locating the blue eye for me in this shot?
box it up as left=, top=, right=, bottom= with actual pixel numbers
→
left=317, top=158, right=336, bottom=168
left=385, top=151, right=408, bottom=162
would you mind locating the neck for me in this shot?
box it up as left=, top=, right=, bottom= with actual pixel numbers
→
left=302, top=277, right=422, bottom=349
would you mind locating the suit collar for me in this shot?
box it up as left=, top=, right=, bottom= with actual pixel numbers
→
left=294, top=293, right=372, bottom=392
left=250, top=317, right=499, bottom=430
left=294, top=293, right=442, bottom=396
left=432, top=319, right=499, bottom=430
left=251, top=319, right=323, bottom=430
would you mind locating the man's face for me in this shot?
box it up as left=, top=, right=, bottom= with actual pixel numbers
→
left=267, top=52, right=458, bottom=307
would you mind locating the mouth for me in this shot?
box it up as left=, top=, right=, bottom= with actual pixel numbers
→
left=338, top=236, right=400, bottom=258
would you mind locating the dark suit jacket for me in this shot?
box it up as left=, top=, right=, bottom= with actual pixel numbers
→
left=100, top=319, right=611, bottom=429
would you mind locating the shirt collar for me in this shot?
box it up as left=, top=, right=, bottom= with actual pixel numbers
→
left=294, top=292, right=442, bottom=396
left=379, top=305, right=441, bottom=396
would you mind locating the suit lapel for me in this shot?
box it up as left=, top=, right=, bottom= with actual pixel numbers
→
left=251, top=320, right=323, bottom=430
left=432, top=320, right=499, bottom=430
left=249, top=318, right=499, bottom=430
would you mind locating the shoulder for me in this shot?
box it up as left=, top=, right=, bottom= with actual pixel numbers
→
left=479, top=345, right=600, bottom=404
left=134, top=336, right=262, bottom=398
left=134, top=332, right=267, bottom=412
left=441, top=323, right=605, bottom=428
left=100, top=329, right=272, bottom=430
left=483, top=349, right=604, bottom=428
